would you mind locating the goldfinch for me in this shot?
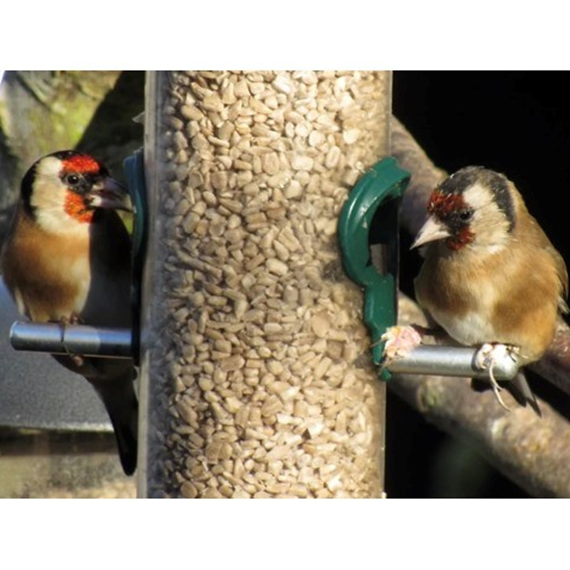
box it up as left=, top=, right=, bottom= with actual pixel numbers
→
left=412, top=166, right=568, bottom=414
left=1, top=150, right=138, bottom=474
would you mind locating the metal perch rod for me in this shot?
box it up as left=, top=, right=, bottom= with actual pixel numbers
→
left=385, top=345, right=520, bottom=381
left=10, top=322, right=132, bottom=359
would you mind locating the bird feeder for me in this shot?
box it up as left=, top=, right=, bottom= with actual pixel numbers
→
left=0, top=71, right=525, bottom=499
left=140, top=71, right=392, bottom=498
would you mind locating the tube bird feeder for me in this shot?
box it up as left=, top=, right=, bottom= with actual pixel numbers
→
left=140, top=71, right=391, bottom=498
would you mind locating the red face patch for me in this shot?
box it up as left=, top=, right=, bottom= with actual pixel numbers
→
left=61, top=154, right=101, bottom=175
left=448, top=227, right=474, bottom=250
left=428, top=190, right=474, bottom=250
left=64, top=191, right=94, bottom=223
left=427, top=190, right=466, bottom=218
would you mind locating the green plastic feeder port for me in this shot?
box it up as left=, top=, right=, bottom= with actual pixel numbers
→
left=338, top=157, right=411, bottom=380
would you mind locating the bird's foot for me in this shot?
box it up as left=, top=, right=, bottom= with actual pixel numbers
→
left=380, top=325, right=424, bottom=364
left=56, top=314, right=81, bottom=336
left=68, top=353, right=85, bottom=367
left=475, top=343, right=520, bottom=412
left=70, top=314, right=81, bottom=325
left=56, top=314, right=84, bottom=366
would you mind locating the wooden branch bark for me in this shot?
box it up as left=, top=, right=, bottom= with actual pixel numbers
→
left=392, top=116, right=446, bottom=236
left=530, top=321, right=570, bottom=398
left=390, top=116, right=570, bottom=497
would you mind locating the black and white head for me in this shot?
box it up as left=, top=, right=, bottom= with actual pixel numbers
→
left=21, top=150, right=131, bottom=234
left=411, top=166, right=516, bottom=253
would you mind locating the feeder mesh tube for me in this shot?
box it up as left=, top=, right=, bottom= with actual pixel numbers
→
left=140, top=71, right=391, bottom=498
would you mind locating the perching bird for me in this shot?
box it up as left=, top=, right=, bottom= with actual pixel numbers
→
left=1, top=150, right=138, bottom=474
left=411, top=166, right=568, bottom=414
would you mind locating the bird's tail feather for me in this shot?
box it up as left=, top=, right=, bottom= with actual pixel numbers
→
left=508, top=371, right=542, bottom=417
left=92, top=375, right=139, bottom=476
left=52, top=354, right=139, bottom=475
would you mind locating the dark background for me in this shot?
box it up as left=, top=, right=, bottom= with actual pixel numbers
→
left=386, top=71, right=570, bottom=497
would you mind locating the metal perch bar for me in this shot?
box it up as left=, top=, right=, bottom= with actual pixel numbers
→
left=385, top=345, right=520, bottom=381
left=10, top=322, right=132, bottom=359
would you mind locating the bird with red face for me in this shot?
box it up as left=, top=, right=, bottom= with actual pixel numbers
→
left=411, top=166, right=568, bottom=414
left=1, top=150, right=138, bottom=474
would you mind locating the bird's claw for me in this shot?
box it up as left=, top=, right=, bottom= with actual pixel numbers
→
left=475, top=343, right=520, bottom=412
left=380, top=325, right=424, bottom=363
left=57, top=314, right=85, bottom=366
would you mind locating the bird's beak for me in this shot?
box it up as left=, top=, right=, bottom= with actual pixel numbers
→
left=410, top=215, right=450, bottom=249
left=87, top=177, right=133, bottom=212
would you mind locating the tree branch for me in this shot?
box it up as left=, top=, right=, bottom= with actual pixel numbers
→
left=392, top=116, right=446, bottom=236
left=530, top=320, right=570, bottom=398
left=394, top=293, right=570, bottom=497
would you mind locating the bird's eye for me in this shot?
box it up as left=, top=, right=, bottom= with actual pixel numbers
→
left=65, top=174, right=81, bottom=186
left=458, top=209, right=474, bottom=222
